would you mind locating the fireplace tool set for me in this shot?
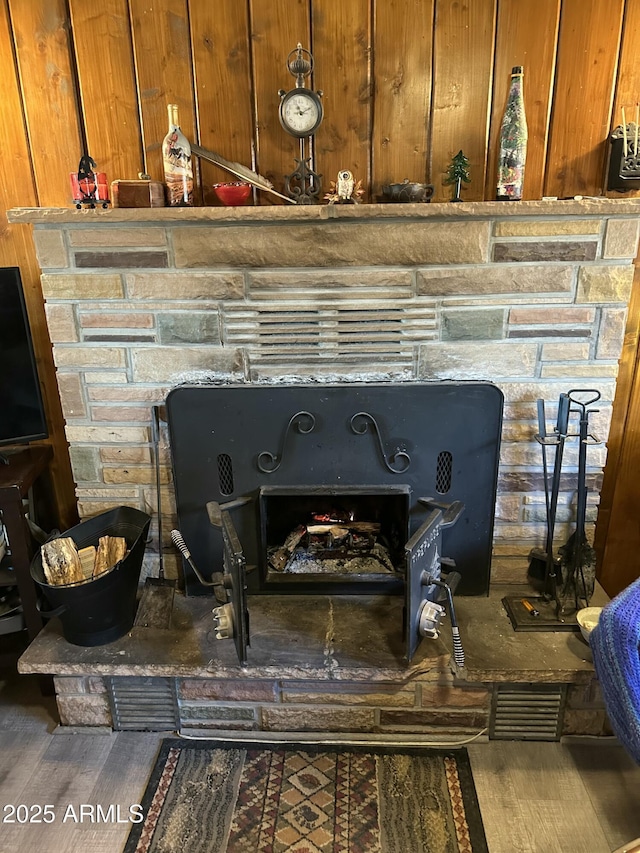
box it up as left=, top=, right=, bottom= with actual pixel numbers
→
left=503, top=389, right=602, bottom=632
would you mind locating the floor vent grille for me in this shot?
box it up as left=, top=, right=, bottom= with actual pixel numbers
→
left=107, top=676, right=179, bottom=731
left=490, top=684, right=566, bottom=741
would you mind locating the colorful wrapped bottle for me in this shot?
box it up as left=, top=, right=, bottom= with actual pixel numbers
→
left=497, top=66, right=528, bottom=200
left=162, top=104, right=193, bottom=206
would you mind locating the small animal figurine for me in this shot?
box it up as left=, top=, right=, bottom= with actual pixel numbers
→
left=70, top=154, right=110, bottom=208
left=324, top=169, right=364, bottom=204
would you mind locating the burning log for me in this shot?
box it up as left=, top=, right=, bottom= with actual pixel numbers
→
left=283, top=526, right=306, bottom=552
left=306, top=522, right=380, bottom=535
left=269, top=525, right=306, bottom=572
left=268, top=516, right=390, bottom=574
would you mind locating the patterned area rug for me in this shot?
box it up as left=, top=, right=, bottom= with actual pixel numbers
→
left=125, top=739, right=488, bottom=853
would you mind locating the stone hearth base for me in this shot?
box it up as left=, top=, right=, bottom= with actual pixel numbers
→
left=18, top=585, right=609, bottom=739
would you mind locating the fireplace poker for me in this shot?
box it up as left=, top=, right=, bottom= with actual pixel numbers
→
left=528, top=393, right=569, bottom=617
left=526, top=399, right=554, bottom=580
left=152, top=405, right=166, bottom=583
left=546, top=394, right=571, bottom=617
left=134, top=406, right=176, bottom=629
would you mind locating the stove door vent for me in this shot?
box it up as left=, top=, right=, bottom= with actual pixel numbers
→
left=217, top=453, right=234, bottom=496
left=490, top=684, right=566, bottom=741
left=107, top=676, right=179, bottom=731
left=435, top=451, right=453, bottom=494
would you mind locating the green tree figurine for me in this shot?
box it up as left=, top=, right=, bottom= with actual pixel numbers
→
left=445, top=150, right=471, bottom=202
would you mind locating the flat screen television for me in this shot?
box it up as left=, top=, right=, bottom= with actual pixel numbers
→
left=0, top=266, right=48, bottom=448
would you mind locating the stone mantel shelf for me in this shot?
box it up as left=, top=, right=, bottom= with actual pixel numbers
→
left=9, top=197, right=640, bottom=226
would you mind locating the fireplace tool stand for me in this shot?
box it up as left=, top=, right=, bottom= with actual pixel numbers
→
left=503, top=389, right=602, bottom=632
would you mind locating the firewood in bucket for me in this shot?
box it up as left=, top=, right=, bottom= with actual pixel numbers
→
left=41, top=537, right=85, bottom=586
left=41, top=535, right=128, bottom=585
left=78, top=545, right=97, bottom=580
left=94, top=535, right=127, bottom=578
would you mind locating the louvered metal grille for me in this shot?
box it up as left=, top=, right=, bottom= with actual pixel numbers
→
left=107, top=676, right=179, bottom=731
left=223, top=300, right=437, bottom=367
left=490, top=684, right=565, bottom=741
left=435, top=451, right=453, bottom=494
left=217, top=453, right=234, bottom=496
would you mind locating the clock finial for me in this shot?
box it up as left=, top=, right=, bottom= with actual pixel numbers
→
left=287, top=44, right=313, bottom=87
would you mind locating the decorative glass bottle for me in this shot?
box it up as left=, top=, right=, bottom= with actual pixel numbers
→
left=162, top=104, right=193, bottom=206
left=496, top=66, right=528, bottom=200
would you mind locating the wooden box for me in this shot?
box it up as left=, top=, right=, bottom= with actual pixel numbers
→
left=111, top=179, right=165, bottom=208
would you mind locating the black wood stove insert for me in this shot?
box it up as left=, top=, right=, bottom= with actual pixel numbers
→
left=167, top=382, right=503, bottom=663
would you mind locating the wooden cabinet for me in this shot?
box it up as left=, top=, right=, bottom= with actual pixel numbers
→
left=0, top=446, right=57, bottom=667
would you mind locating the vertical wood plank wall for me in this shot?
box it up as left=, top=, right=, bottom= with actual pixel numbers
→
left=2, top=0, right=640, bottom=587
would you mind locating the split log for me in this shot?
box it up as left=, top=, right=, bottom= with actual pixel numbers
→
left=94, top=536, right=127, bottom=577
left=306, top=522, right=380, bottom=535
left=269, top=526, right=306, bottom=572
left=41, top=535, right=128, bottom=585
left=268, top=548, right=290, bottom=572
left=41, top=538, right=84, bottom=586
left=78, top=546, right=97, bottom=580
left=283, top=525, right=306, bottom=552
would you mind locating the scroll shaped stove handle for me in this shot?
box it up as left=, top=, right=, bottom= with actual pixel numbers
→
left=418, top=498, right=464, bottom=528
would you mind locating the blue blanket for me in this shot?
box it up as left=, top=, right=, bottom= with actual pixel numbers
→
left=590, top=576, right=640, bottom=764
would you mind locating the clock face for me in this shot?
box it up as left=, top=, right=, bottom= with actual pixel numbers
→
left=279, top=89, right=323, bottom=137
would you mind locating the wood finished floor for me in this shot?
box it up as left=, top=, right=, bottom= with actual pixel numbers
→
left=0, top=671, right=639, bottom=852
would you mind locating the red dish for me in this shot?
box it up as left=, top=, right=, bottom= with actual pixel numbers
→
left=212, top=182, right=252, bottom=205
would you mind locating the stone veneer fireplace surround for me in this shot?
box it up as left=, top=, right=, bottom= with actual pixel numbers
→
left=9, top=198, right=639, bottom=584
left=8, top=199, right=639, bottom=735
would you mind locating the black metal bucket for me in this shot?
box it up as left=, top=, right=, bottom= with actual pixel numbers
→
left=30, top=506, right=151, bottom=646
